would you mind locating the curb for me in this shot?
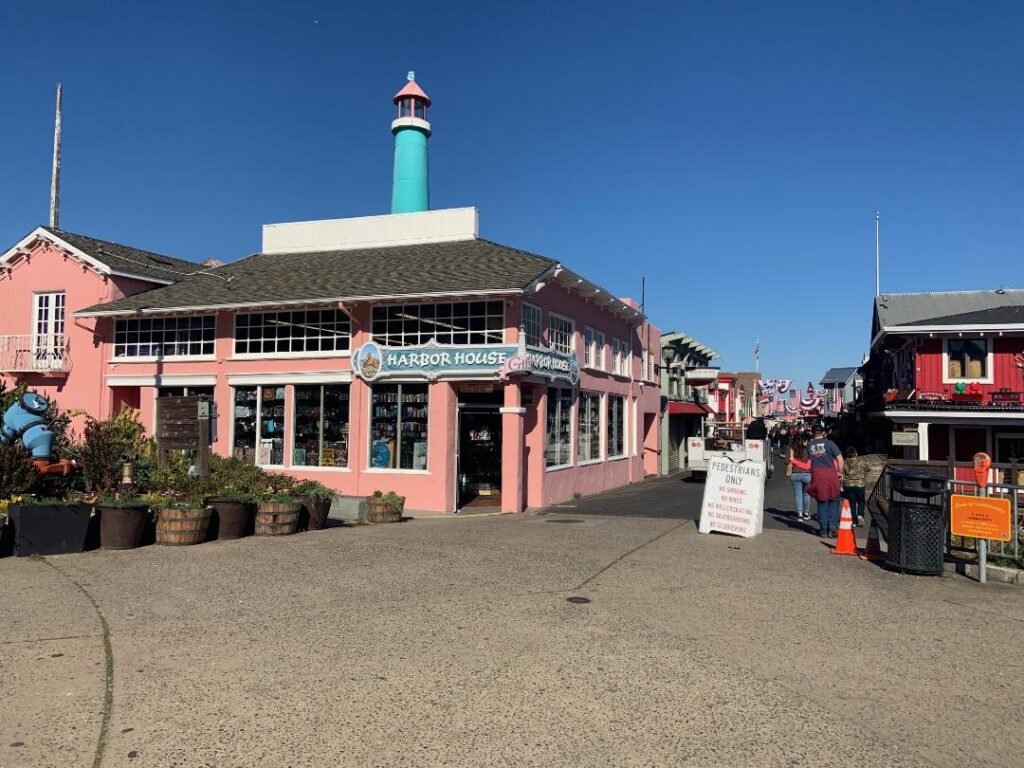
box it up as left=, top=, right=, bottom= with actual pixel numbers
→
left=945, top=560, right=1024, bottom=586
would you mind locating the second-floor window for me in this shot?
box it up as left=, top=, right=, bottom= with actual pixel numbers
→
left=522, top=303, right=542, bottom=347
left=548, top=314, right=574, bottom=355
left=33, top=292, right=65, bottom=342
left=373, top=301, right=504, bottom=347
left=583, top=327, right=595, bottom=367
left=947, top=338, right=988, bottom=380
left=235, top=309, right=349, bottom=355
left=114, top=316, right=215, bottom=358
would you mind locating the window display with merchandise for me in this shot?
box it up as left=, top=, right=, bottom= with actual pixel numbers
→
left=370, top=383, right=429, bottom=470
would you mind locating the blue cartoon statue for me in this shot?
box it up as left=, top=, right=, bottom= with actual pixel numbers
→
left=0, top=390, right=75, bottom=475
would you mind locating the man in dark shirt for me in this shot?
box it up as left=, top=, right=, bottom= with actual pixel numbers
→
left=807, top=423, right=845, bottom=537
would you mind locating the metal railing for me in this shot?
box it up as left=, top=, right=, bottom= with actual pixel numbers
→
left=0, top=334, right=70, bottom=373
left=872, top=460, right=1023, bottom=565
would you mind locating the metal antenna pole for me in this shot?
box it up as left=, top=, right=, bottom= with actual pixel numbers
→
left=49, top=83, right=63, bottom=229
left=875, top=211, right=880, bottom=297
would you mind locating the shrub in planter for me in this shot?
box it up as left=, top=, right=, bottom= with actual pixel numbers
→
left=255, top=492, right=302, bottom=536
left=5, top=497, right=93, bottom=557
left=293, top=480, right=334, bottom=531
left=366, top=490, right=405, bottom=523
left=77, top=410, right=147, bottom=494
left=155, top=498, right=213, bottom=546
left=205, top=492, right=257, bottom=541
left=95, top=495, right=151, bottom=550
left=0, top=442, right=38, bottom=500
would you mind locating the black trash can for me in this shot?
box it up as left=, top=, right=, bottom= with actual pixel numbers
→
left=886, top=468, right=947, bottom=575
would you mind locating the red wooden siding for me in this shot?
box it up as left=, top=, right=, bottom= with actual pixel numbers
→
left=914, top=335, right=1024, bottom=396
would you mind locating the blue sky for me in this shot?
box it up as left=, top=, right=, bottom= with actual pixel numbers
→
left=1, top=1, right=1021, bottom=387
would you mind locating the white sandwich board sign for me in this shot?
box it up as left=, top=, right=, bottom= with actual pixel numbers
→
left=697, top=456, right=766, bottom=538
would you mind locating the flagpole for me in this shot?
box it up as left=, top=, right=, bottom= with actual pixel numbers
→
left=875, top=211, right=880, bottom=297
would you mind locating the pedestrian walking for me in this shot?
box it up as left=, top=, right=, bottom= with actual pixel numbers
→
left=842, top=446, right=867, bottom=527
left=787, top=431, right=813, bottom=520
left=806, top=423, right=844, bottom=538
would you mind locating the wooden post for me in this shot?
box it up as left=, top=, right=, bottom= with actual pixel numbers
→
left=197, top=407, right=210, bottom=478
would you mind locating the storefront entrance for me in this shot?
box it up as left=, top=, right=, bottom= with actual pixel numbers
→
left=457, top=387, right=503, bottom=510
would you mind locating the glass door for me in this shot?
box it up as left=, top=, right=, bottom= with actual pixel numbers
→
left=32, top=292, right=65, bottom=370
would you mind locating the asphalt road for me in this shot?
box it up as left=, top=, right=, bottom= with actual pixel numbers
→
left=549, top=457, right=819, bottom=533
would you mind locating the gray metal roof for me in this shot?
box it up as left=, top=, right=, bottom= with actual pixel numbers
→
left=819, top=367, right=859, bottom=385
left=875, top=289, right=1024, bottom=329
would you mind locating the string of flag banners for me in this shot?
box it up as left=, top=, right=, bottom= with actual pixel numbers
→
left=758, top=380, right=829, bottom=417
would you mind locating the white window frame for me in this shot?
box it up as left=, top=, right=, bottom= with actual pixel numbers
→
left=942, top=337, right=994, bottom=385
left=366, top=382, right=431, bottom=473
left=595, top=331, right=606, bottom=370
left=372, top=301, right=505, bottom=348
left=583, top=326, right=595, bottom=367
left=31, top=291, right=66, bottom=368
left=548, top=312, right=575, bottom=355
left=522, top=302, right=543, bottom=348
left=114, top=315, right=216, bottom=359
left=545, top=386, right=574, bottom=470
left=607, top=393, right=626, bottom=459
left=230, top=385, right=287, bottom=468
left=577, top=390, right=603, bottom=463
left=234, top=308, right=351, bottom=358
left=292, top=383, right=351, bottom=469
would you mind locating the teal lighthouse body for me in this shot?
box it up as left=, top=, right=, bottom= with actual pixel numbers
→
left=391, top=72, right=432, bottom=214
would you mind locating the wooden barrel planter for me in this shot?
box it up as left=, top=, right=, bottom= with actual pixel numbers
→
left=366, top=496, right=404, bottom=524
left=156, top=506, right=213, bottom=546
left=207, top=499, right=254, bottom=540
left=255, top=502, right=301, bottom=536
left=299, top=496, right=332, bottom=531
left=97, top=504, right=150, bottom=550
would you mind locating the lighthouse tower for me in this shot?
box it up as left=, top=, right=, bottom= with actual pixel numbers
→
left=390, top=71, right=431, bottom=214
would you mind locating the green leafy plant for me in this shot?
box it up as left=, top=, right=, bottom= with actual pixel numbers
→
left=0, top=441, right=38, bottom=499
left=76, top=410, right=147, bottom=493
left=207, top=455, right=275, bottom=498
left=371, top=490, right=405, bottom=514
left=95, top=493, right=150, bottom=509
left=262, top=491, right=300, bottom=503
left=293, top=480, right=334, bottom=500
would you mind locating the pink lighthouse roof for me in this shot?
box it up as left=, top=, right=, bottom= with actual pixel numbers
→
left=393, top=72, right=431, bottom=105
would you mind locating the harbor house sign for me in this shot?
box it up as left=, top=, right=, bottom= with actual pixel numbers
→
left=353, top=340, right=580, bottom=385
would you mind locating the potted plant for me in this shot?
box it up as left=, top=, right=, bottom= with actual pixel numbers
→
left=95, top=495, right=151, bottom=550
left=5, top=496, right=94, bottom=557
left=366, top=490, right=405, bottom=523
left=254, top=475, right=301, bottom=536
left=293, top=480, right=335, bottom=531
left=154, top=493, right=214, bottom=546
left=205, top=491, right=257, bottom=540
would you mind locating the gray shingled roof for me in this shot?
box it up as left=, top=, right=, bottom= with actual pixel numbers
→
left=819, top=367, right=859, bottom=385
left=44, top=227, right=199, bottom=283
left=76, top=238, right=555, bottom=315
left=875, top=289, right=1024, bottom=329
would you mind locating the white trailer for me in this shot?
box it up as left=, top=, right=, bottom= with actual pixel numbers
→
left=688, top=422, right=774, bottom=479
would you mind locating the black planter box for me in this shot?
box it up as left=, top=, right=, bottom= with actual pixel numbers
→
left=8, top=504, right=93, bottom=557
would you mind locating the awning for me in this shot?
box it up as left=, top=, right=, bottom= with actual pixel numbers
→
left=668, top=401, right=710, bottom=416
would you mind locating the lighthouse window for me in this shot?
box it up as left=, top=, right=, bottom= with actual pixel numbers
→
left=372, top=301, right=505, bottom=347
left=414, top=102, right=427, bottom=120
left=234, top=309, right=350, bottom=355
left=399, top=98, right=414, bottom=118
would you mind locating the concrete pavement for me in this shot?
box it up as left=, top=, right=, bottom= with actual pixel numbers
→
left=2, top=492, right=1023, bottom=767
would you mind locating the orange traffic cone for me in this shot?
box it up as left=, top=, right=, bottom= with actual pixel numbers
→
left=830, top=499, right=858, bottom=556
left=859, top=518, right=883, bottom=561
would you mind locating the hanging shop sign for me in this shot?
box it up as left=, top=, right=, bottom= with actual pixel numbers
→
left=352, top=340, right=579, bottom=385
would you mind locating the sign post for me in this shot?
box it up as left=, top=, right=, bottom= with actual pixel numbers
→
left=698, top=456, right=766, bottom=537
left=949, top=452, right=1007, bottom=585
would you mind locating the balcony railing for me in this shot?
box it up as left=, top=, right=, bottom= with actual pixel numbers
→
left=0, top=335, right=71, bottom=374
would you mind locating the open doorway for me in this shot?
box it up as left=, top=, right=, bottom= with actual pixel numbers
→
left=457, top=388, right=503, bottom=510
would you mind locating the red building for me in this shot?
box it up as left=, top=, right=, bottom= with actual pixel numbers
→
left=862, top=289, right=1024, bottom=481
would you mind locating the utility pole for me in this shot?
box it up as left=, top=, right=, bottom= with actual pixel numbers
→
left=49, top=83, right=62, bottom=229
left=875, top=211, right=880, bottom=297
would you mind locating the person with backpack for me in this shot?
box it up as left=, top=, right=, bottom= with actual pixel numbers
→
left=786, top=432, right=813, bottom=521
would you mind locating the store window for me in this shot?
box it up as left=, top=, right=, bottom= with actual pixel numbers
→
left=522, top=303, right=542, bottom=347
left=578, top=391, right=601, bottom=462
left=594, top=331, right=606, bottom=370
left=607, top=394, right=625, bottom=458
left=947, top=338, right=988, bottom=380
left=546, top=387, right=574, bottom=468
left=549, top=314, right=574, bottom=355
left=235, top=309, right=349, bottom=355
left=114, top=316, right=215, bottom=358
left=293, top=384, right=350, bottom=467
left=373, top=301, right=504, bottom=347
left=370, top=383, right=429, bottom=469
left=232, top=386, right=286, bottom=466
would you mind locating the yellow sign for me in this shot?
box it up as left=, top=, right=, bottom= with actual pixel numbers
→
left=950, top=494, right=1012, bottom=542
